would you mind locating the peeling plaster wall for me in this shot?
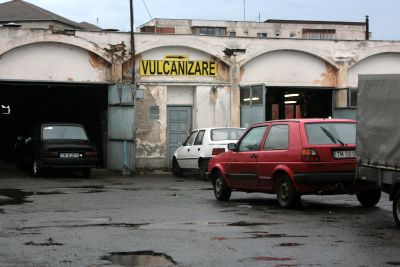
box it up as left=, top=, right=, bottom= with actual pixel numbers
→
left=0, top=43, right=110, bottom=82
left=136, top=85, right=166, bottom=155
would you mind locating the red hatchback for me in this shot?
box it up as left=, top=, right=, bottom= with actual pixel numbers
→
left=208, top=119, right=380, bottom=208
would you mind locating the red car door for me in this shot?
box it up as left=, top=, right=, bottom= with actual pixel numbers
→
left=257, top=123, right=294, bottom=190
left=225, top=125, right=268, bottom=188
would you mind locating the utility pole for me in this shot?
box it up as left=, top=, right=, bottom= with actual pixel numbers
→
left=130, top=0, right=135, bottom=85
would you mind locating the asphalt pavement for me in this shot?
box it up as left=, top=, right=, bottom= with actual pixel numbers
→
left=0, top=161, right=399, bottom=267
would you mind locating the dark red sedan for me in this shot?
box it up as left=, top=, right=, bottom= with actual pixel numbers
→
left=208, top=119, right=380, bottom=208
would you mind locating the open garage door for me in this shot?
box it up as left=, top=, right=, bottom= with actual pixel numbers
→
left=0, top=81, right=108, bottom=167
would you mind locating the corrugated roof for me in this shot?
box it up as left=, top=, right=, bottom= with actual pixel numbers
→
left=78, top=21, right=102, bottom=31
left=0, top=0, right=82, bottom=28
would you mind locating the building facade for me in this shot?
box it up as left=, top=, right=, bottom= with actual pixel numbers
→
left=1, top=18, right=400, bottom=170
left=138, top=17, right=370, bottom=40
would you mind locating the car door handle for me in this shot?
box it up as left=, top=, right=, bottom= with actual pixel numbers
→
left=250, top=154, right=257, bottom=159
left=187, top=149, right=190, bottom=152
left=198, top=148, right=200, bottom=151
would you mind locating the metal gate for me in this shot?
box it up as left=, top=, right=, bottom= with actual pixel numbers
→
left=240, top=84, right=266, bottom=128
left=108, top=84, right=135, bottom=172
left=167, top=106, right=192, bottom=166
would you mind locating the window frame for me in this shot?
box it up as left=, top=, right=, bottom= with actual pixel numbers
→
left=184, top=131, right=198, bottom=146
left=194, top=130, right=205, bottom=145
left=237, top=126, right=268, bottom=152
left=264, top=124, right=289, bottom=150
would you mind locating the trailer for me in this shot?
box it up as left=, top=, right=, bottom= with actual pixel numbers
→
left=356, top=74, right=400, bottom=227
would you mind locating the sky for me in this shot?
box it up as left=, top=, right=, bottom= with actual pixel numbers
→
left=2, top=0, right=400, bottom=40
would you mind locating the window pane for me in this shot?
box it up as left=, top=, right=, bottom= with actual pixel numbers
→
left=184, top=131, right=198, bottom=146
left=238, top=126, right=267, bottom=151
left=349, top=89, right=358, bottom=107
left=251, top=85, right=263, bottom=105
left=42, top=126, right=88, bottom=140
left=240, top=87, right=251, bottom=105
left=194, top=130, right=205, bottom=145
left=211, top=128, right=245, bottom=141
left=305, top=123, right=356, bottom=145
left=264, top=125, right=289, bottom=150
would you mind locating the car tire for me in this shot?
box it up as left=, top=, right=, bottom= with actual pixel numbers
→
left=199, top=159, right=209, bottom=181
left=213, top=171, right=231, bottom=201
left=392, top=191, right=400, bottom=228
left=82, top=168, right=91, bottom=178
left=32, top=160, right=41, bottom=178
left=276, top=175, right=300, bottom=208
left=172, top=159, right=183, bottom=177
left=356, top=189, right=381, bottom=207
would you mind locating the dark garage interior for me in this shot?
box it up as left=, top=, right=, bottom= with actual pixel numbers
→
left=0, top=81, right=108, bottom=167
left=266, top=87, right=333, bottom=120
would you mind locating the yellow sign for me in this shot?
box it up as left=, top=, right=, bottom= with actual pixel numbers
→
left=140, top=55, right=217, bottom=76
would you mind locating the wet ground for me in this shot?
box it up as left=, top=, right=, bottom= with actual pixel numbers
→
left=0, top=161, right=399, bottom=267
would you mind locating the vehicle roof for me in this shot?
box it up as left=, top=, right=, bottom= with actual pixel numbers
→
left=250, top=118, right=356, bottom=127
left=40, top=122, right=85, bottom=127
left=191, top=127, right=246, bottom=131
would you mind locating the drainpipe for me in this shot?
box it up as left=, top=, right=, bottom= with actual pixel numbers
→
left=365, top=15, right=369, bottom=40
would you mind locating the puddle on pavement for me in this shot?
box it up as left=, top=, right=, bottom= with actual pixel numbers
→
left=0, top=189, right=65, bottom=206
left=277, top=243, right=303, bottom=247
left=102, top=251, right=176, bottom=267
left=24, top=238, right=63, bottom=246
left=65, top=185, right=105, bottom=189
left=387, top=262, right=400, bottom=266
left=227, top=221, right=277, bottom=227
left=83, top=189, right=107, bottom=193
left=252, top=256, right=292, bottom=261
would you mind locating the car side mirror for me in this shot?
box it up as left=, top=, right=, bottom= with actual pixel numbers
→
left=227, top=143, right=237, bottom=151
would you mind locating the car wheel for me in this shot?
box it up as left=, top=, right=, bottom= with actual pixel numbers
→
left=199, top=159, right=209, bottom=181
left=213, top=171, right=231, bottom=201
left=82, top=168, right=91, bottom=178
left=32, top=160, right=41, bottom=177
left=392, top=191, right=400, bottom=228
left=172, top=159, right=183, bottom=177
left=275, top=175, right=300, bottom=208
left=356, top=189, right=381, bottom=207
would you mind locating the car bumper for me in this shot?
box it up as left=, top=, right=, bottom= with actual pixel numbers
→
left=294, top=172, right=355, bottom=184
left=39, top=158, right=97, bottom=169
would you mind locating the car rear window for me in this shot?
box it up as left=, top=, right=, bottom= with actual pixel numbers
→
left=211, top=128, right=245, bottom=141
left=305, top=122, right=355, bottom=145
left=42, top=126, right=88, bottom=140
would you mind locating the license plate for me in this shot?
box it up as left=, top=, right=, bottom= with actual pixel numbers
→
left=60, top=153, right=82, bottom=158
left=333, top=150, right=355, bottom=159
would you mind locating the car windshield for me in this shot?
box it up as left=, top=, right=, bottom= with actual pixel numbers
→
left=211, top=128, right=245, bottom=141
left=42, top=125, right=88, bottom=140
left=305, top=122, right=355, bottom=145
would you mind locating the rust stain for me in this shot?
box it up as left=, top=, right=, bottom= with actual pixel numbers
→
left=123, top=54, right=142, bottom=81
left=315, top=63, right=337, bottom=87
left=214, top=57, right=229, bottom=82
left=67, top=77, right=73, bottom=81
left=89, top=52, right=108, bottom=70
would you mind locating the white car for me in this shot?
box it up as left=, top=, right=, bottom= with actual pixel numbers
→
left=172, top=127, right=245, bottom=179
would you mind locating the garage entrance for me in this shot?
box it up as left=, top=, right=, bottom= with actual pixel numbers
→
left=240, top=85, right=333, bottom=127
left=0, top=81, right=108, bottom=167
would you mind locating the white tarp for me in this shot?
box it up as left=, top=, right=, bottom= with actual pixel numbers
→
left=356, top=74, right=400, bottom=169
